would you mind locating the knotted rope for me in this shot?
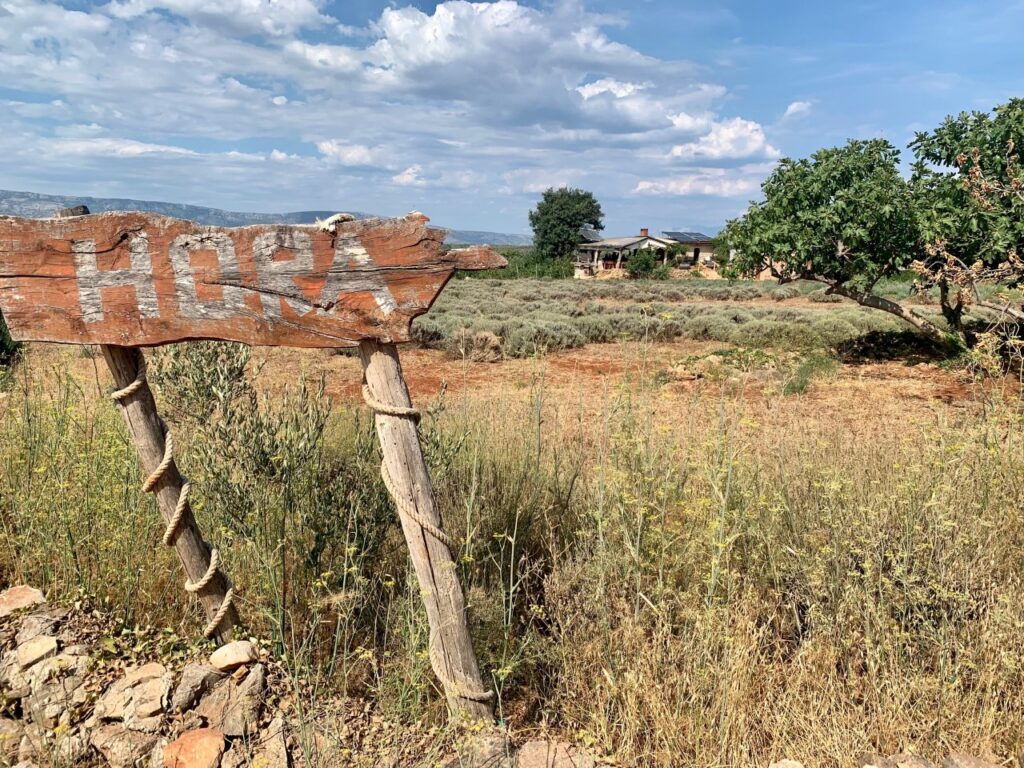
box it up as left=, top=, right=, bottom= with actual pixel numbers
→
left=361, top=383, right=494, bottom=703
left=428, top=631, right=496, bottom=703
left=110, top=357, right=235, bottom=639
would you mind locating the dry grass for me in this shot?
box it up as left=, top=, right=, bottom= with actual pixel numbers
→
left=0, top=330, right=1023, bottom=766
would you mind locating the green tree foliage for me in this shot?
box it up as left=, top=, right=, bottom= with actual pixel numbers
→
left=911, top=98, right=1024, bottom=268
left=528, top=187, right=604, bottom=261
left=910, top=99, right=1024, bottom=336
left=719, top=139, right=949, bottom=344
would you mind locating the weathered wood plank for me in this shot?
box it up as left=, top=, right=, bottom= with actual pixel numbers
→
left=103, top=345, right=239, bottom=643
left=359, top=340, right=493, bottom=721
left=0, top=212, right=506, bottom=348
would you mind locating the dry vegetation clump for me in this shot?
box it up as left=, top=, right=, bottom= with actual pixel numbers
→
left=0, top=343, right=1023, bottom=766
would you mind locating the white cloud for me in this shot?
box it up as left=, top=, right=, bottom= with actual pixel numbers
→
left=317, top=140, right=378, bottom=166
left=48, top=138, right=198, bottom=158
left=0, top=0, right=789, bottom=229
left=634, top=168, right=762, bottom=197
left=577, top=78, right=649, bottom=100
left=103, top=0, right=330, bottom=36
left=783, top=100, right=812, bottom=119
left=285, top=40, right=362, bottom=72
left=501, top=167, right=585, bottom=195
left=668, top=111, right=714, bottom=132
left=392, top=165, right=426, bottom=187
left=670, top=117, right=780, bottom=160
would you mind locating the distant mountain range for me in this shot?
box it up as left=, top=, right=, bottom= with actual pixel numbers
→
left=0, top=189, right=533, bottom=247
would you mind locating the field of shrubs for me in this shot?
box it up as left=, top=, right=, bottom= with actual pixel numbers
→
left=413, top=277, right=919, bottom=359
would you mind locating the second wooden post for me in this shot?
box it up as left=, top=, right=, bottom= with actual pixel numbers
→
left=359, top=339, right=493, bottom=721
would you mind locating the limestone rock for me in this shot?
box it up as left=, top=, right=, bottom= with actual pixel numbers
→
left=209, top=641, right=257, bottom=671
left=15, top=607, right=68, bottom=645
left=27, top=664, right=89, bottom=729
left=16, top=636, right=57, bottom=669
left=891, top=754, right=938, bottom=768
left=0, top=587, right=45, bottom=618
left=92, top=662, right=170, bottom=730
left=0, top=652, right=29, bottom=693
left=16, top=722, right=44, bottom=763
left=163, top=728, right=225, bottom=768
left=92, top=723, right=160, bottom=768
left=196, top=664, right=265, bottom=737
left=171, top=664, right=226, bottom=713
left=0, top=717, right=23, bottom=761
left=858, top=754, right=897, bottom=768
left=768, top=762, right=805, bottom=768
left=149, top=737, right=169, bottom=768
left=445, top=730, right=512, bottom=768
left=252, top=716, right=288, bottom=768
left=53, top=728, right=90, bottom=764
left=220, top=746, right=246, bottom=768
left=941, top=756, right=998, bottom=768
left=516, top=741, right=593, bottom=768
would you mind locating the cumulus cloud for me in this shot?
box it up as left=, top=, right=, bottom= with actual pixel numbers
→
left=634, top=167, right=764, bottom=197
left=317, top=140, right=378, bottom=166
left=0, top=0, right=788, bottom=229
left=392, top=165, right=426, bottom=187
left=670, top=118, right=780, bottom=160
left=668, top=111, right=714, bottom=133
left=783, top=100, right=812, bottom=119
left=577, top=78, right=649, bottom=100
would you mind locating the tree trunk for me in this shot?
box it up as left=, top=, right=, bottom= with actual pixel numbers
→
left=358, top=340, right=493, bottom=722
left=102, top=345, right=239, bottom=643
left=825, top=282, right=952, bottom=346
left=938, top=277, right=968, bottom=338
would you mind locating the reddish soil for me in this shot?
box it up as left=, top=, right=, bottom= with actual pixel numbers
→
left=20, top=337, right=1004, bottom=429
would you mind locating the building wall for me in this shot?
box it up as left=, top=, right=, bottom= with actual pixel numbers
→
left=675, top=243, right=716, bottom=265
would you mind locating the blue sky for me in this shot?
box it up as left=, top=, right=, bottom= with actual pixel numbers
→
left=1, top=0, right=1021, bottom=235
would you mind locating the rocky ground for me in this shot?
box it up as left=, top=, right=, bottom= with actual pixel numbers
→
left=0, top=585, right=598, bottom=768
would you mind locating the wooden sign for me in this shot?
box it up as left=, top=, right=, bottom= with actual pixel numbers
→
left=2, top=205, right=505, bottom=719
left=0, top=211, right=505, bottom=347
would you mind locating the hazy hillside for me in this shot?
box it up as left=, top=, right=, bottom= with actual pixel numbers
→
left=0, top=189, right=533, bottom=246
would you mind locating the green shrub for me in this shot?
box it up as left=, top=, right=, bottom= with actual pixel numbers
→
left=783, top=351, right=839, bottom=394
left=624, top=250, right=659, bottom=279
left=462, top=247, right=573, bottom=280
left=808, top=288, right=843, bottom=303
left=411, top=278, right=910, bottom=358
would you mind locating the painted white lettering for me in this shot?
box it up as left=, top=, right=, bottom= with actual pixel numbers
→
left=73, top=235, right=159, bottom=323
left=318, top=235, right=398, bottom=316
left=169, top=232, right=247, bottom=320
left=252, top=230, right=315, bottom=319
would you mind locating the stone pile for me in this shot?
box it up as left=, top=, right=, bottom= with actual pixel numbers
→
left=0, top=586, right=286, bottom=768
left=0, top=585, right=601, bottom=768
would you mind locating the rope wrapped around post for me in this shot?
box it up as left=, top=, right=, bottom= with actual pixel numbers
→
left=361, top=383, right=494, bottom=704
left=110, top=356, right=235, bottom=639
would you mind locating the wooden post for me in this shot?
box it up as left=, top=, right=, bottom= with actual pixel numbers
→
left=359, top=340, right=493, bottom=721
left=102, top=345, right=239, bottom=644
